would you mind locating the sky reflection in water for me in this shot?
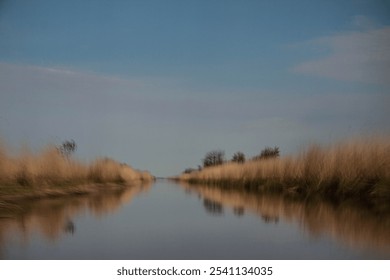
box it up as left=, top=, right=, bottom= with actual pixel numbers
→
left=0, top=180, right=389, bottom=259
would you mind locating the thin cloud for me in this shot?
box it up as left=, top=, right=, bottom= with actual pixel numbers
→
left=291, top=25, right=390, bottom=85
left=0, top=62, right=144, bottom=91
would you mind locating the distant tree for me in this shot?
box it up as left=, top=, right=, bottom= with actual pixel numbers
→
left=58, top=140, right=77, bottom=159
left=232, top=151, right=245, bottom=163
left=183, top=168, right=197, bottom=174
left=253, top=146, right=280, bottom=160
left=203, top=150, right=225, bottom=168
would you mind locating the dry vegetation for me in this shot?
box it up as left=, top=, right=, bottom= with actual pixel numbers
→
left=0, top=140, right=153, bottom=199
left=178, top=137, right=390, bottom=204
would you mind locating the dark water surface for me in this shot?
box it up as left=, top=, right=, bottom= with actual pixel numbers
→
left=1, top=180, right=389, bottom=259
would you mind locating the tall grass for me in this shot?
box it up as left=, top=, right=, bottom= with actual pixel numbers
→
left=178, top=137, right=390, bottom=202
left=0, top=140, right=153, bottom=188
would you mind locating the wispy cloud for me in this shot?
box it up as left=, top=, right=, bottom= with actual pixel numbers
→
left=292, top=25, right=390, bottom=85
left=0, top=62, right=145, bottom=93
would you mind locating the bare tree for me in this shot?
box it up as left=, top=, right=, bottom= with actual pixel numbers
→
left=183, top=168, right=197, bottom=174
left=203, top=150, right=225, bottom=168
left=58, top=140, right=77, bottom=159
left=232, top=151, right=245, bottom=163
left=253, top=146, right=279, bottom=160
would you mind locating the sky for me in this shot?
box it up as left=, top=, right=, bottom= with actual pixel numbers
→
left=0, top=0, right=389, bottom=177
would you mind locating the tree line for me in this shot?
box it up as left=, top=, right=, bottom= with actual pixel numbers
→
left=183, top=146, right=280, bottom=174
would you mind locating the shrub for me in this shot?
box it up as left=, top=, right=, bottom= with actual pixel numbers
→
left=203, top=150, right=225, bottom=168
left=183, top=168, right=197, bottom=174
left=253, top=146, right=280, bottom=160
left=57, top=140, right=77, bottom=159
left=232, top=152, right=245, bottom=163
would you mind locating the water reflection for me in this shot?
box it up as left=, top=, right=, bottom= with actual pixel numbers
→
left=203, top=198, right=224, bottom=215
left=233, top=206, right=244, bottom=217
left=179, top=182, right=390, bottom=254
left=0, top=182, right=151, bottom=258
left=64, top=219, right=75, bottom=235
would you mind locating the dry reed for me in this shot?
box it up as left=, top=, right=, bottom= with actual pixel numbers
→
left=0, top=140, right=153, bottom=190
left=178, top=136, right=390, bottom=202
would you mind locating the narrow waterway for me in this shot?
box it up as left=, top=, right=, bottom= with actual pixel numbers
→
left=1, top=180, right=389, bottom=259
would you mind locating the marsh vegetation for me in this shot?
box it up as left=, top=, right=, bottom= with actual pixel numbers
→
left=0, top=136, right=389, bottom=259
left=0, top=139, right=153, bottom=203
left=178, top=137, right=390, bottom=211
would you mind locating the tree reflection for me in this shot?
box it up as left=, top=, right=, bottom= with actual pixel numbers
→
left=179, top=181, right=390, bottom=254
left=261, top=214, right=279, bottom=224
left=64, top=219, right=75, bottom=235
left=233, top=206, right=245, bottom=217
left=203, top=198, right=224, bottom=215
left=0, top=181, right=152, bottom=256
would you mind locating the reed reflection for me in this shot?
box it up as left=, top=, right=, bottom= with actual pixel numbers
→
left=0, top=182, right=152, bottom=257
left=179, top=181, right=390, bottom=255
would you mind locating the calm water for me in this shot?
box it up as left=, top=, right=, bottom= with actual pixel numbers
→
left=1, top=180, right=389, bottom=259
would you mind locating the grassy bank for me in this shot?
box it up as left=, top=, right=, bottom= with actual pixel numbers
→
left=0, top=141, right=154, bottom=202
left=177, top=137, right=390, bottom=205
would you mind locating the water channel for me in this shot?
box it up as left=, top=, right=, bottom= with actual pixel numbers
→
left=1, top=179, right=389, bottom=259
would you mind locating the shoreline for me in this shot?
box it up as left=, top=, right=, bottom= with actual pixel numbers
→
left=174, top=137, right=390, bottom=212
left=0, top=181, right=151, bottom=207
left=0, top=140, right=155, bottom=209
left=171, top=178, right=390, bottom=215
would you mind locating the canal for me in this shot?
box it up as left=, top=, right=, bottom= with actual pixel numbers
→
left=1, top=179, right=389, bottom=259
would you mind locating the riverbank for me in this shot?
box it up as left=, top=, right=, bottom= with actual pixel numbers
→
left=176, top=137, right=390, bottom=209
left=0, top=182, right=153, bottom=215
left=0, top=182, right=145, bottom=202
left=0, top=140, right=154, bottom=206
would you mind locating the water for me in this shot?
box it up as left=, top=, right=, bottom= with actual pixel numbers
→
left=1, top=179, right=389, bottom=259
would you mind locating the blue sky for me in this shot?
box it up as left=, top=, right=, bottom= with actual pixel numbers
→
left=0, top=0, right=389, bottom=176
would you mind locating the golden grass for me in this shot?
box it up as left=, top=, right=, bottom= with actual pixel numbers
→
left=0, top=140, right=154, bottom=190
left=178, top=136, right=390, bottom=202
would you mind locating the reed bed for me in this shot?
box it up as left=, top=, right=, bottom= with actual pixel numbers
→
left=178, top=137, right=390, bottom=203
left=0, top=141, right=153, bottom=191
